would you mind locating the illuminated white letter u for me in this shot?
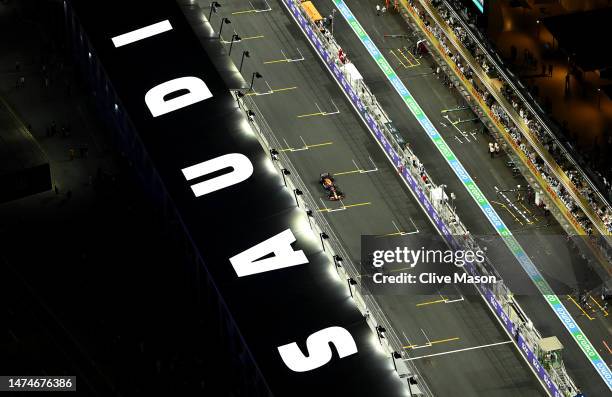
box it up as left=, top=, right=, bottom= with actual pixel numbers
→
left=181, top=153, right=253, bottom=197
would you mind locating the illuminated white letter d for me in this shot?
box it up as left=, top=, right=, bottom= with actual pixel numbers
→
left=145, top=76, right=212, bottom=117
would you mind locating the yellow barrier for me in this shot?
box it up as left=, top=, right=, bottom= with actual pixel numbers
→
left=301, top=1, right=323, bottom=22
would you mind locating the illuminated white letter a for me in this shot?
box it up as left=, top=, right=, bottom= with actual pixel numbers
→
left=145, top=76, right=212, bottom=117
left=278, top=326, right=358, bottom=372
left=229, top=229, right=308, bottom=277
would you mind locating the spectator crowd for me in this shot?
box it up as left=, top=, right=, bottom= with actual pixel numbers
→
left=408, top=0, right=612, bottom=236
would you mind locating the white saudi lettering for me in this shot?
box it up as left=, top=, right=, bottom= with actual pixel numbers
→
left=145, top=76, right=213, bottom=117
left=278, top=326, right=358, bottom=372
left=181, top=153, right=253, bottom=197
left=229, top=229, right=308, bottom=277
left=111, top=20, right=173, bottom=48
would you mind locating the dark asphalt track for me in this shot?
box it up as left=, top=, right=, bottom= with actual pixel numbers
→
left=306, top=1, right=609, bottom=395
left=212, top=1, right=549, bottom=395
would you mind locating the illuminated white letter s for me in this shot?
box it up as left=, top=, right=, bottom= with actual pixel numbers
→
left=278, top=326, right=358, bottom=372
left=145, top=76, right=213, bottom=117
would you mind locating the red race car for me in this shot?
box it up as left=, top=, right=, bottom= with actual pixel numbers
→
left=320, top=172, right=345, bottom=201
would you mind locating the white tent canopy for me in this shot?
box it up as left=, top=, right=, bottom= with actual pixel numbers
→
left=340, top=62, right=363, bottom=85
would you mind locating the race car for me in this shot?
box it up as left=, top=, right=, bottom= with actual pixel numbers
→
left=320, top=172, right=345, bottom=201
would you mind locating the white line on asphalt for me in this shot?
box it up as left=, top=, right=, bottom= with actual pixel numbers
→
left=402, top=330, right=412, bottom=348
left=404, top=340, right=513, bottom=361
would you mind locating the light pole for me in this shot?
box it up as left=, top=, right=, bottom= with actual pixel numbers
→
left=347, top=278, right=357, bottom=298
left=239, top=50, right=250, bottom=72
left=406, top=375, right=417, bottom=397
left=333, top=255, right=343, bottom=268
left=319, top=232, right=329, bottom=251
left=598, top=88, right=602, bottom=109
left=229, top=34, right=241, bottom=56
left=246, top=109, right=255, bottom=122
left=209, top=1, right=221, bottom=21
left=280, top=168, right=290, bottom=186
left=331, top=9, right=336, bottom=35
left=333, top=254, right=342, bottom=275
left=250, top=71, right=262, bottom=91
left=218, top=17, right=230, bottom=39
left=269, top=148, right=279, bottom=161
left=375, top=325, right=386, bottom=345
left=391, top=351, right=401, bottom=372
left=293, top=188, right=303, bottom=207
left=235, top=91, right=244, bottom=109
left=305, top=209, right=313, bottom=228
left=440, top=184, right=448, bottom=207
